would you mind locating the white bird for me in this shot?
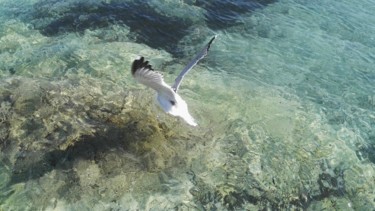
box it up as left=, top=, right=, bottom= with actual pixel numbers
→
left=131, top=35, right=217, bottom=126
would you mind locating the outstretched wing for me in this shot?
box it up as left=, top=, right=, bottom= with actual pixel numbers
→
left=131, top=57, right=170, bottom=92
left=172, top=35, right=217, bottom=92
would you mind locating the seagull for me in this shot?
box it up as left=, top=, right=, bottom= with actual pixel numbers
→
left=131, top=35, right=217, bottom=126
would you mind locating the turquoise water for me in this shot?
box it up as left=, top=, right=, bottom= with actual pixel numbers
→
left=0, top=0, right=374, bottom=210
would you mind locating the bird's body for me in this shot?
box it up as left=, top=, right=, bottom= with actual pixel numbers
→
left=156, top=87, right=196, bottom=126
left=131, top=35, right=217, bottom=126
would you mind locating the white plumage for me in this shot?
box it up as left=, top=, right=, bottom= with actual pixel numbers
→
left=131, top=35, right=217, bottom=126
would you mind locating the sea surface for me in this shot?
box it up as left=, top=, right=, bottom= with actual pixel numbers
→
left=0, top=0, right=374, bottom=210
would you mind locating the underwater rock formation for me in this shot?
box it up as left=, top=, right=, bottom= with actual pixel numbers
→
left=28, top=1, right=195, bottom=57
left=25, top=0, right=277, bottom=58
left=0, top=76, right=188, bottom=185
left=0, top=74, right=374, bottom=210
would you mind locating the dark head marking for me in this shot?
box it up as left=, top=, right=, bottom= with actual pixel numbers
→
left=169, top=100, right=176, bottom=106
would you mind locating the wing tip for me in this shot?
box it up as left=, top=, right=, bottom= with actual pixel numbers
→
left=207, top=35, right=218, bottom=51
left=131, top=56, right=153, bottom=76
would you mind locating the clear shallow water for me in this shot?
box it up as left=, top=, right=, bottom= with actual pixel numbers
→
left=0, top=0, right=374, bottom=210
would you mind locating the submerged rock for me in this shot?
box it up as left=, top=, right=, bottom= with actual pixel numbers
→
left=0, top=73, right=374, bottom=210
left=0, top=76, right=191, bottom=186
